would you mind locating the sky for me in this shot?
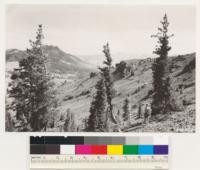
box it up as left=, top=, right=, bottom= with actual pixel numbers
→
left=6, top=4, right=196, bottom=65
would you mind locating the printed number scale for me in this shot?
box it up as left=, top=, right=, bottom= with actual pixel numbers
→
left=30, top=155, right=168, bottom=169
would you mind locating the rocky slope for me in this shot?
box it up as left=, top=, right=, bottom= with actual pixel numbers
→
left=56, top=53, right=195, bottom=132
left=6, top=46, right=195, bottom=132
left=6, top=45, right=96, bottom=86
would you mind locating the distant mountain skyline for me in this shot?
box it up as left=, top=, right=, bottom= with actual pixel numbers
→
left=6, top=45, right=96, bottom=74
left=7, top=44, right=195, bottom=66
left=77, top=52, right=155, bottom=66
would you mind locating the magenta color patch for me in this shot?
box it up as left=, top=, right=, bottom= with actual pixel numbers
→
left=75, top=145, right=92, bottom=154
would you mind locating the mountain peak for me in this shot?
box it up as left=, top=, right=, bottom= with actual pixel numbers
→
left=6, top=45, right=96, bottom=75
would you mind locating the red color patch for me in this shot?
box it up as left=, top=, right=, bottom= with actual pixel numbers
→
left=91, top=145, right=107, bottom=154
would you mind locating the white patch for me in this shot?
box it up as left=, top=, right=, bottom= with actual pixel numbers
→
left=61, top=60, right=71, bottom=65
left=6, top=61, right=19, bottom=71
left=6, top=61, right=19, bottom=86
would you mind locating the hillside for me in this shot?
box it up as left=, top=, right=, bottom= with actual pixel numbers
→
left=55, top=53, right=195, bottom=132
left=6, top=46, right=195, bottom=132
left=6, top=45, right=96, bottom=75
left=6, top=45, right=97, bottom=86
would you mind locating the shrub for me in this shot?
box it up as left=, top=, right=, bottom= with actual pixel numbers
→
left=183, top=99, right=194, bottom=106
left=63, top=95, right=74, bottom=101
left=90, top=72, right=97, bottom=78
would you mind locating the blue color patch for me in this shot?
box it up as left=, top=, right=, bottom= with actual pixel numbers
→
left=138, top=145, right=153, bottom=155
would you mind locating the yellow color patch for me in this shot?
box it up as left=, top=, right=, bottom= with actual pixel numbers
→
left=107, top=145, right=123, bottom=155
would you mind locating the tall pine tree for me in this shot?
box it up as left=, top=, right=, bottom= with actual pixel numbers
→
left=63, top=109, right=77, bottom=132
left=138, top=103, right=142, bottom=119
left=99, top=43, right=117, bottom=124
left=122, top=98, right=131, bottom=126
left=87, top=79, right=107, bottom=132
left=151, top=14, right=174, bottom=115
left=9, top=25, right=55, bottom=131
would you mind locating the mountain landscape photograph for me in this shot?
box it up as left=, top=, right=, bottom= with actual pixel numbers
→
left=5, top=4, right=196, bottom=132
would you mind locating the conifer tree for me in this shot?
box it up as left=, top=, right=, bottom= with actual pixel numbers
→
left=138, top=103, right=142, bottom=119
left=63, top=109, right=77, bottom=132
left=122, top=98, right=131, bottom=125
left=99, top=43, right=117, bottom=124
left=116, top=109, right=121, bottom=122
left=5, top=107, right=14, bottom=132
left=5, top=91, right=14, bottom=131
left=9, top=25, right=55, bottom=131
left=87, top=79, right=107, bottom=132
left=151, top=14, right=174, bottom=115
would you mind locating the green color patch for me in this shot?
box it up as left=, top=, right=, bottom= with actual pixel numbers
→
left=123, top=145, right=138, bottom=155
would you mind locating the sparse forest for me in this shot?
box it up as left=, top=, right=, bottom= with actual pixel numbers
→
left=5, top=14, right=195, bottom=132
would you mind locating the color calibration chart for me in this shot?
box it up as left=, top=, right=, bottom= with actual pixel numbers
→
left=30, top=136, right=169, bottom=170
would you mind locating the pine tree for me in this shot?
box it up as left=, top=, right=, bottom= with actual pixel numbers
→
left=122, top=98, right=131, bottom=125
left=5, top=90, right=14, bottom=131
left=116, top=109, right=121, bottom=123
left=87, top=79, right=107, bottom=132
left=5, top=107, right=14, bottom=132
left=151, top=14, right=174, bottom=115
left=99, top=43, right=117, bottom=124
left=138, top=103, right=142, bottom=119
left=63, top=109, right=77, bottom=132
left=9, top=25, right=55, bottom=131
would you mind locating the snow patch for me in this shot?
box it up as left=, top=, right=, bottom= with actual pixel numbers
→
left=6, top=61, right=19, bottom=71
left=61, top=60, right=71, bottom=65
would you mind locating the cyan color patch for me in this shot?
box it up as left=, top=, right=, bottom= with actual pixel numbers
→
left=138, top=145, right=153, bottom=155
